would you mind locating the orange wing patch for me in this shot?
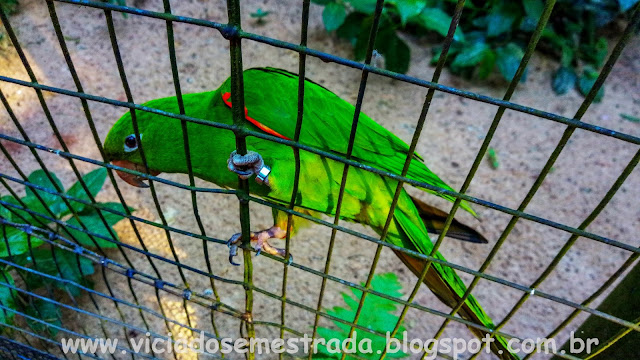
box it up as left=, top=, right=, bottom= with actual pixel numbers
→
left=222, top=92, right=291, bottom=141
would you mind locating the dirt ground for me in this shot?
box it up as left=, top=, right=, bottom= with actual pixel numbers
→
left=0, top=0, right=639, bottom=359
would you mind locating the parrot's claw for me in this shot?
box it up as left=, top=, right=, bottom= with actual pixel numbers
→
left=226, top=226, right=290, bottom=265
left=226, top=233, right=242, bottom=266
left=227, top=150, right=265, bottom=180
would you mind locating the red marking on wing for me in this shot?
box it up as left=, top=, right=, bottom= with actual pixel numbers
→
left=222, top=92, right=291, bottom=141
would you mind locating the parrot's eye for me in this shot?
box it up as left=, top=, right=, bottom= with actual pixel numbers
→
left=124, top=134, right=139, bottom=152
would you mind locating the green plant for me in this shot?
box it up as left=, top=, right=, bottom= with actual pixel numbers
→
left=0, top=0, right=19, bottom=16
left=313, top=0, right=639, bottom=100
left=251, top=8, right=271, bottom=25
left=315, top=273, right=409, bottom=359
left=0, top=168, right=132, bottom=336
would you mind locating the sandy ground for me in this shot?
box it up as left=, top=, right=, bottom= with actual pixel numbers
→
left=0, top=0, right=639, bottom=359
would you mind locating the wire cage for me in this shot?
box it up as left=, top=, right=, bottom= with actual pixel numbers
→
left=0, top=0, right=639, bottom=359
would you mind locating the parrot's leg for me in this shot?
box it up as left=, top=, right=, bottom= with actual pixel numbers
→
left=227, top=150, right=270, bottom=187
left=226, top=226, right=291, bottom=266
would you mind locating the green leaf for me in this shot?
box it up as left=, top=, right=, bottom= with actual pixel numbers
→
left=1, top=224, right=43, bottom=258
left=0, top=0, right=19, bottom=15
left=64, top=168, right=108, bottom=216
left=383, top=34, right=411, bottom=73
left=349, top=0, right=377, bottom=14
left=593, top=37, right=608, bottom=67
left=522, top=0, right=544, bottom=18
left=618, top=0, right=640, bottom=11
left=250, top=8, right=270, bottom=18
left=25, top=299, right=62, bottom=337
left=415, top=7, right=464, bottom=41
left=0, top=195, right=53, bottom=226
left=476, top=49, right=497, bottom=80
left=64, top=202, right=132, bottom=249
left=0, top=205, right=10, bottom=221
left=354, top=15, right=410, bottom=73
left=0, top=270, right=17, bottom=325
left=323, top=2, right=347, bottom=32
left=25, top=170, right=66, bottom=216
left=354, top=15, right=376, bottom=61
left=25, top=247, right=95, bottom=296
left=495, top=43, right=526, bottom=82
left=487, top=148, right=499, bottom=169
left=390, top=0, right=426, bottom=25
left=316, top=273, right=408, bottom=359
left=311, top=0, right=334, bottom=4
left=620, top=113, right=640, bottom=123
left=552, top=66, right=577, bottom=95
left=451, top=41, right=490, bottom=68
left=578, top=72, right=604, bottom=102
left=560, top=44, right=574, bottom=67
left=337, top=12, right=367, bottom=45
left=486, top=3, right=521, bottom=37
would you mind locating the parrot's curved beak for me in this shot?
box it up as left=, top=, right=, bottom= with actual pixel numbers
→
left=111, top=160, right=161, bottom=188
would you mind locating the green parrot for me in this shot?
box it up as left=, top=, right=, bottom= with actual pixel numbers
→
left=104, top=67, right=517, bottom=359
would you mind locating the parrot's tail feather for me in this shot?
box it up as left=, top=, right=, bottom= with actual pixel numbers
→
left=393, top=250, right=518, bottom=360
left=411, top=196, right=488, bottom=244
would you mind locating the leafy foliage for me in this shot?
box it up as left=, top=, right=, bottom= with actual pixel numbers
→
left=315, top=273, right=408, bottom=359
left=250, top=8, right=271, bottom=25
left=313, top=0, right=639, bottom=99
left=0, top=0, right=19, bottom=16
left=0, top=168, right=132, bottom=335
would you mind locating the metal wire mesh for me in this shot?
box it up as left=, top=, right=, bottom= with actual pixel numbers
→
left=0, top=0, right=638, bottom=359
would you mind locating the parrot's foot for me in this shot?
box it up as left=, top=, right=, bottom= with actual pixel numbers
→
left=226, top=226, right=292, bottom=266
left=227, top=150, right=270, bottom=186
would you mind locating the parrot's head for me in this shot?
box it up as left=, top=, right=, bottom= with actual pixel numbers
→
left=104, top=104, right=186, bottom=188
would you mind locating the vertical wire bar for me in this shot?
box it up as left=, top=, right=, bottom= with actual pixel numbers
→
left=522, top=254, right=639, bottom=360
left=0, top=227, right=62, bottom=357
left=46, top=243, right=118, bottom=360
left=0, top=7, right=115, bottom=258
left=44, top=4, right=153, bottom=345
left=0, top=90, right=103, bottom=251
left=479, top=147, right=640, bottom=359
left=103, top=8, right=192, bottom=293
left=27, top=233, right=93, bottom=358
left=424, top=1, right=557, bottom=353
left=45, top=0, right=137, bottom=270
left=308, top=1, right=386, bottom=355
left=1, top=137, right=116, bottom=342
left=280, top=1, right=310, bottom=356
left=584, top=318, right=640, bottom=359
left=0, top=140, right=64, bottom=233
left=99, top=265, right=139, bottom=360
left=373, top=2, right=467, bottom=359
left=225, top=1, right=256, bottom=357
left=467, top=6, right=640, bottom=359
left=103, top=11, right=182, bottom=355
left=161, top=0, right=220, bottom=339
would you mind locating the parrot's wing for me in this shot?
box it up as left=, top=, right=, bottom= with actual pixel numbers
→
left=220, top=68, right=473, bottom=213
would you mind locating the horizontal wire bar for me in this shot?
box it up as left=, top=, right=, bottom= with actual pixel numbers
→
left=0, top=255, right=227, bottom=345
left=2, top=169, right=631, bottom=315
left=1, top=125, right=637, bottom=256
left=0, top=219, right=243, bottom=316
left=47, top=0, right=640, bottom=147
left=0, top=219, right=541, bottom=341
left=0, top=301, right=156, bottom=359
left=0, top=324, right=102, bottom=360
left=2, top=174, right=639, bottom=332
left=0, top=201, right=248, bottom=293
left=0, top=335, right=62, bottom=360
